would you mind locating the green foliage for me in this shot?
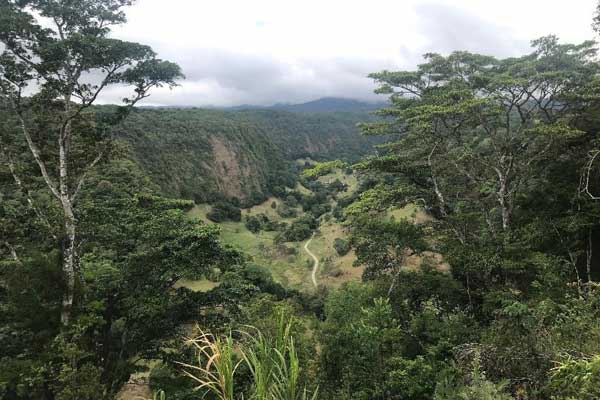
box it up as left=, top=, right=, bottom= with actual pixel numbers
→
left=549, top=355, right=600, bottom=400
left=302, top=160, right=347, bottom=179
left=332, top=238, right=350, bottom=256
left=0, top=153, right=244, bottom=398
left=208, top=200, right=242, bottom=222
left=352, top=218, right=427, bottom=283
left=6, top=4, right=600, bottom=400
left=245, top=215, right=264, bottom=233
left=179, top=313, right=317, bottom=400
left=245, top=214, right=278, bottom=234
left=277, top=215, right=317, bottom=242
left=179, top=331, right=241, bottom=400
left=115, top=108, right=377, bottom=204
left=434, top=367, right=513, bottom=400
left=339, top=34, right=600, bottom=400
left=386, top=356, right=436, bottom=400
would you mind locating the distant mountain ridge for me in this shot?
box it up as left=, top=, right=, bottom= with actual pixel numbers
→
left=268, top=97, right=388, bottom=113
left=148, top=97, right=388, bottom=113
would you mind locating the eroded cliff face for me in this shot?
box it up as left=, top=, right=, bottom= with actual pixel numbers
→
left=209, top=137, right=262, bottom=199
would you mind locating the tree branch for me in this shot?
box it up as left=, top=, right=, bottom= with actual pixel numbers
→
left=6, top=97, right=62, bottom=202
left=581, top=150, right=600, bottom=200
left=0, top=145, right=59, bottom=241
left=71, top=148, right=106, bottom=202
left=3, top=241, right=21, bottom=264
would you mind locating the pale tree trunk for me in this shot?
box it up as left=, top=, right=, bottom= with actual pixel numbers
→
left=428, top=143, right=448, bottom=217
left=496, top=164, right=512, bottom=232
left=11, top=99, right=80, bottom=325
left=60, top=212, right=77, bottom=325
left=58, top=105, right=77, bottom=325
left=587, top=228, right=593, bottom=284
left=3, top=241, right=20, bottom=263
left=387, top=266, right=400, bottom=298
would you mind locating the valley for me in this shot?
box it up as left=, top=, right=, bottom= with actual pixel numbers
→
left=182, top=167, right=364, bottom=292
left=3, top=2, right=600, bottom=399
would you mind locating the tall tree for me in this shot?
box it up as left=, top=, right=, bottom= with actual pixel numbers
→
left=361, top=37, right=598, bottom=238
left=0, top=0, right=183, bottom=324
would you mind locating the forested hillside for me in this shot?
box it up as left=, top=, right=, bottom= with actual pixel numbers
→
left=115, top=108, right=377, bottom=204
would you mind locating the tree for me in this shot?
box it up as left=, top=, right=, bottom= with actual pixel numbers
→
left=361, top=37, right=598, bottom=236
left=0, top=0, right=183, bottom=324
left=0, top=157, right=239, bottom=397
left=207, top=201, right=242, bottom=223
left=245, top=215, right=262, bottom=233
left=352, top=218, right=426, bottom=296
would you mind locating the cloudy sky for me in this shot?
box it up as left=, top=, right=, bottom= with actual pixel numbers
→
left=101, top=0, right=598, bottom=106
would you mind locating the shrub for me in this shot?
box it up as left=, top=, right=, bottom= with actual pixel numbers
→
left=245, top=216, right=262, bottom=233
left=207, top=201, right=242, bottom=222
left=277, top=204, right=297, bottom=219
left=333, top=238, right=351, bottom=256
left=281, top=221, right=312, bottom=242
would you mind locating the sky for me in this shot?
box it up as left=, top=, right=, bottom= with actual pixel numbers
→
left=99, top=0, right=598, bottom=106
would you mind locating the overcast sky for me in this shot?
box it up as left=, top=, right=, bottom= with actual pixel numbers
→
left=100, top=0, right=598, bottom=106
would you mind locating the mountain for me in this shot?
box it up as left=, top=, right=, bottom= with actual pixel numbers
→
left=113, top=107, right=380, bottom=206
left=218, top=97, right=388, bottom=113
left=270, top=97, right=387, bottom=113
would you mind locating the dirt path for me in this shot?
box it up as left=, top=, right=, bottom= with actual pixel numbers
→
left=304, top=233, right=319, bottom=287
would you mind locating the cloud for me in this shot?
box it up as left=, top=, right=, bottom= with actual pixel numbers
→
left=98, top=50, right=395, bottom=106
left=412, top=2, right=530, bottom=57
left=94, top=0, right=596, bottom=107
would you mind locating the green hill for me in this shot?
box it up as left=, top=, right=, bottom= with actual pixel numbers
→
left=114, top=107, right=377, bottom=205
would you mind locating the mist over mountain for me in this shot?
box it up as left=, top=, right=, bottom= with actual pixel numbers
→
left=193, top=97, right=388, bottom=113
left=269, top=97, right=388, bottom=113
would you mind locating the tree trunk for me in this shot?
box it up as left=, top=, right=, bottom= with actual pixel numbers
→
left=3, top=241, right=20, bottom=263
left=59, top=114, right=76, bottom=325
left=587, top=228, right=593, bottom=283
left=60, top=201, right=77, bottom=325
left=497, top=172, right=511, bottom=232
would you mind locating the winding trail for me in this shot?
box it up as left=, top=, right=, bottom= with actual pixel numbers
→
left=304, top=233, right=319, bottom=287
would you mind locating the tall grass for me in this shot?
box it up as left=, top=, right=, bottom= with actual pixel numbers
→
left=178, top=314, right=318, bottom=400
left=176, top=330, right=241, bottom=400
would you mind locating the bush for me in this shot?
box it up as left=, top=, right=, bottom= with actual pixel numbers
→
left=207, top=201, right=242, bottom=222
left=329, top=179, right=348, bottom=192
left=245, top=216, right=262, bottom=233
left=245, top=214, right=278, bottom=233
left=280, top=221, right=313, bottom=242
left=284, top=195, right=299, bottom=208
left=333, top=238, right=351, bottom=256
left=296, top=215, right=318, bottom=229
left=309, top=203, right=330, bottom=218
left=277, top=204, right=297, bottom=219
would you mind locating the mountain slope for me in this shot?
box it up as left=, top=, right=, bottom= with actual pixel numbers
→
left=271, top=97, right=387, bottom=113
left=114, top=107, right=378, bottom=205
left=224, top=97, right=387, bottom=113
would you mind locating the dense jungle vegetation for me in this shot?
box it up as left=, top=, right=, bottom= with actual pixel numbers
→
left=3, top=1, right=600, bottom=400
